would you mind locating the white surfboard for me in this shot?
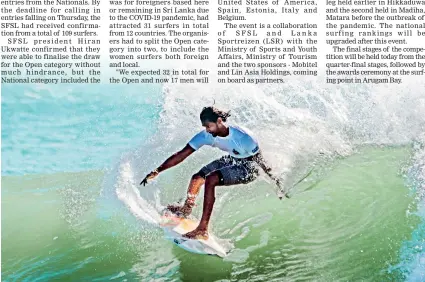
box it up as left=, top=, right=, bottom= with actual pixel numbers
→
left=160, top=212, right=230, bottom=257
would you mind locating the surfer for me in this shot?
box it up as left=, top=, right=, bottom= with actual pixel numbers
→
left=140, top=106, right=284, bottom=240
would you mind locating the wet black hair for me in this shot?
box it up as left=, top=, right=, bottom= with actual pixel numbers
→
left=200, top=106, right=231, bottom=123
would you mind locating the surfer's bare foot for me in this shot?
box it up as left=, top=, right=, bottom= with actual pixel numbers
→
left=166, top=204, right=193, bottom=218
left=183, top=227, right=209, bottom=240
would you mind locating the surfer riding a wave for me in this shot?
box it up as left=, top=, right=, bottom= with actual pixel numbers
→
left=141, top=106, right=284, bottom=240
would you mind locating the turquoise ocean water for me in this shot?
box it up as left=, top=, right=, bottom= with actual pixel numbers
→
left=1, top=80, right=425, bottom=281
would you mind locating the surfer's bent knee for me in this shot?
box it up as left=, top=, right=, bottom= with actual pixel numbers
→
left=205, top=171, right=221, bottom=187
left=192, top=171, right=206, bottom=180
left=193, top=169, right=224, bottom=186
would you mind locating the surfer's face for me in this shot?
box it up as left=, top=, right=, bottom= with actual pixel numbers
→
left=202, top=120, right=219, bottom=137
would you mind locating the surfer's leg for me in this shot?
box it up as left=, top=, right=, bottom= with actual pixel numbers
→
left=184, top=171, right=220, bottom=239
left=184, top=162, right=260, bottom=239
left=185, top=174, right=205, bottom=206
left=167, top=174, right=204, bottom=215
left=187, top=156, right=229, bottom=200
left=198, top=171, right=220, bottom=229
left=168, top=156, right=231, bottom=217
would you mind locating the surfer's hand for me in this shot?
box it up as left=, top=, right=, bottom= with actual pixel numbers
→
left=140, top=170, right=159, bottom=186
left=276, top=179, right=289, bottom=199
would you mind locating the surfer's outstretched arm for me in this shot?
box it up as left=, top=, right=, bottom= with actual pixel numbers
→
left=252, top=152, right=275, bottom=178
left=140, top=144, right=195, bottom=185
left=157, top=144, right=195, bottom=173
left=252, top=152, right=286, bottom=198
